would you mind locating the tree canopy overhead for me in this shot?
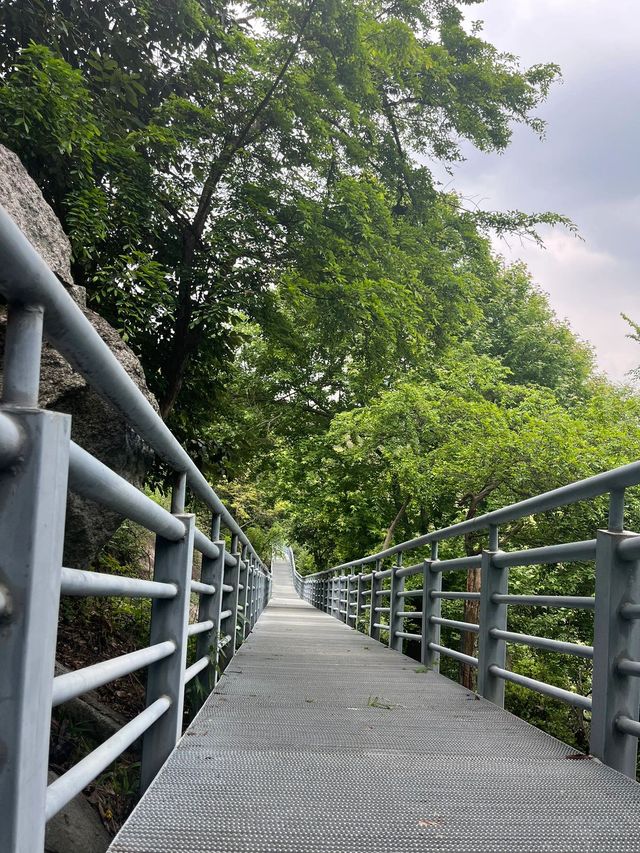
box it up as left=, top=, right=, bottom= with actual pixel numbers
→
left=1, top=0, right=570, bottom=427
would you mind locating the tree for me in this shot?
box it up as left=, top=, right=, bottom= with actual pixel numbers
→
left=0, top=0, right=570, bottom=435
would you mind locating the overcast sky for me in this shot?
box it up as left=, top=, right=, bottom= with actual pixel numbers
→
left=436, top=0, right=640, bottom=381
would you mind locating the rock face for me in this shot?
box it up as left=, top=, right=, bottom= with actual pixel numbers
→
left=0, top=144, right=158, bottom=568
left=0, top=146, right=85, bottom=304
left=45, top=772, right=111, bottom=853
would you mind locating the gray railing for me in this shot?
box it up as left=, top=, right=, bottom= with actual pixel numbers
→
left=291, top=473, right=640, bottom=780
left=0, top=206, right=271, bottom=853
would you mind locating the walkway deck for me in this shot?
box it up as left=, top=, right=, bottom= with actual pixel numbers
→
left=110, top=559, right=640, bottom=852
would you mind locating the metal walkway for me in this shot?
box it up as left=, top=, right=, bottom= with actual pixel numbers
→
left=110, top=559, right=640, bottom=852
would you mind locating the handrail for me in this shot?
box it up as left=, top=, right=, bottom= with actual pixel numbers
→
left=301, top=477, right=634, bottom=577
left=0, top=205, right=273, bottom=852
left=288, top=474, right=640, bottom=782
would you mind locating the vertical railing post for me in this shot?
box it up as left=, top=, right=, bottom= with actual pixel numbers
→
left=237, top=544, right=249, bottom=642
left=244, top=552, right=253, bottom=638
left=591, top=507, right=640, bottom=777
left=170, top=470, right=187, bottom=514
left=220, top=534, right=241, bottom=661
left=389, top=553, right=405, bottom=652
left=251, top=559, right=257, bottom=626
left=0, top=305, right=69, bottom=853
left=245, top=556, right=252, bottom=629
left=355, top=573, right=364, bottom=631
left=0, top=403, right=70, bottom=853
left=2, top=303, right=44, bottom=406
left=254, top=565, right=261, bottom=623
left=422, top=542, right=442, bottom=669
left=255, top=562, right=261, bottom=625
left=196, top=513, right=225, bottom=694
left=345, top=574, right=352, bottom=625
left=477, top=525, right=506, bottom=706
left=369, top=559, right=382, bottom=641
left=338, top=575, right=346, bottom=622
left=141, top=513, right=195, bottom=791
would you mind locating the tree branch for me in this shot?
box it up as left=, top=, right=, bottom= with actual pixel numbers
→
left=382, top=497, right=409, bottom=550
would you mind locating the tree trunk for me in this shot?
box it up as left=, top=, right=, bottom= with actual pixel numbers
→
left=459, top=484, right=496, bottom=690
left=460, top=568, right=480, bottom=689
left=157, top=2, right=318, bottom=420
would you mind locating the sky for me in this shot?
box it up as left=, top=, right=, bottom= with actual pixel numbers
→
left=435, top=0, right=640, bottom=381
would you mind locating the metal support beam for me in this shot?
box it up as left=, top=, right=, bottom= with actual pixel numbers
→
left=140, top=514, right=195, bottom=791
left=2, top=303, right=44, bottom=407
left=0, top=408, right=70, bottom=853
left=345, top=574, right=353, bottom=625
left=477, top=535, right=508, bottom=706
left=369, top=560, right=382, bottom=641
left=389, top=555, right=405, bottom=652
left=170, top=471, right=187, bottom=514
left=422, top=551, right=442, bottom=670
left=247, top=558, right=255, bottom=630
left=355, top=574, right=364, bottom=631
left=591, top=529, right=640, bottom=777
left=239, top=545, right=250, bottom=641
left=220, top=538, right=241, bottom=664
left=339, top=575, right=347, bottom=623
left=196, top=538, right=225, bottom=694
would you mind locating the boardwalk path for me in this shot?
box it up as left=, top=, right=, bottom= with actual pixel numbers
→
left=110, top=559, right=640, bottom=852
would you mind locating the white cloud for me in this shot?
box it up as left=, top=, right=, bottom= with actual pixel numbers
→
left=445, top=0, right=640, bottom=381
left=494, top=231, right=640, bottom=380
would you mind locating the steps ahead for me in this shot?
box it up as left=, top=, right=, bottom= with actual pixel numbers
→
left=109, top=558, right=640, bottom=852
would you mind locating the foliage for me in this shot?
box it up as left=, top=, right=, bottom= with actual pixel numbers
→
left=0, top=0, right=569, bottom=436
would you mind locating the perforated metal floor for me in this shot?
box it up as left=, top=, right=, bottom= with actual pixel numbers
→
left=109, top=560, right=640, bottom=852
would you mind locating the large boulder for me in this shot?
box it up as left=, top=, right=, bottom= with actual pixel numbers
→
left=45, top=771, right=111, bottom=853
left=0, top=145, right=158, bottom=568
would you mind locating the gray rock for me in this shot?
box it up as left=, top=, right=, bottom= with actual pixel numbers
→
left=0, top=144, right=159, bottom=568
left=0, top=145, right=86, bottom=305
left=45, top=771, right=111, bottom=853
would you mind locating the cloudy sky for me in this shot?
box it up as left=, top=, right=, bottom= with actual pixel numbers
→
left=437, top=0, right=640, bottom=381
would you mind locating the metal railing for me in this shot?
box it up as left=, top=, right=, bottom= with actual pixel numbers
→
left=291, top=472, right=640, bottom=780
left=0, top=206, right=271, bottom=852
